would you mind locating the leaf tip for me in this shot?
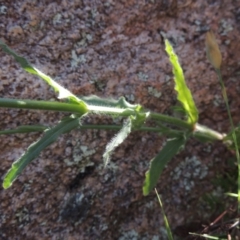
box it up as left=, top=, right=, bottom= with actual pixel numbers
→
left=2, top=179, right=11, bottom=189
left=142, top=188, right=149, bottom=196
left=142, top=171, right=150, bottom=196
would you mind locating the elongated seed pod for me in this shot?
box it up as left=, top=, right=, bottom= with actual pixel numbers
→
left=205, top=30, right=222, bottom=70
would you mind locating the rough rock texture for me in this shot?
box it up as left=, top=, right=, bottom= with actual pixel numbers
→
left=0, top=0, right=240, bottom=239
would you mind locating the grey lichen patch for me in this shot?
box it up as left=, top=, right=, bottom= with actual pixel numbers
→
left=89, top=77, right=106, bottom=92
left=91, top=8, right=99, bottom=19
left=100, top=223, right=108, bottom=231
left=23, top=181, right=33, bottom=191
left=103, top=1, right=113, bottom=7
left=53, top=13, right=62, bottom=25
left=171, top=156, right=208, bottom=192
left=86, top=33, right=93, bottom=43
left=15, top=207, right=30, bottom=227
left=71, top=50, right=86, bottom=69
left=0, top=211, right=6, bottom=224
left=213, top=94, right=223, bottom=107
left=125, top=93, right=135, bottom=102
left=148, top=86, right=162, bottom=98
left=39, top=20, right=45, bottom=29
left=0, top=5, right=7, bottom=14
left=165, top=75, right=173, bottom=86
left=160, top=30, right=186, bottom=46
left=194, top=20, right=208, bottom=33
left=118, top=229, right=139, bottom=240
left=165, top=75, right=171, bottom=82
left=99, top=160, right=118, bottom=172
left=76, top=32, right=93, bottom=47
left=76, top=38, right=87, bottom=46
left=220, top=19, right=233, bottom=35
left=138, top=72, right=149, bottom=81
left=145, top=200, right=154, bottom=209
left=98, top=161, right=118, bottom=183
left=64, top=144, right=96, bottom=173
left=225, top=39, right=231, bottom=45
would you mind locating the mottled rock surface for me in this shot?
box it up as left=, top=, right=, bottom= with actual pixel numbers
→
left=0, top=1, right=240, bottom=239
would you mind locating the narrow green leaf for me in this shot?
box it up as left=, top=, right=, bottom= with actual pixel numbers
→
left=143, top=136, right=186, bottom=196
left=103, top=117, right=132, bottom=166
left=0, top=40, right=88, bottom=111
left=165, top=40, right=198, bottom=124
left=190, top=233, right=227, bottom=240
left=155, top=189, right=174, bottom=240
left=3, top=115, right=81, bottom=189
left=0, top=125, right=48, bottom=135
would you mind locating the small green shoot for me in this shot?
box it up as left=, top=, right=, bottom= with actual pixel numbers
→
left=0, top=38, right=227, bottom=194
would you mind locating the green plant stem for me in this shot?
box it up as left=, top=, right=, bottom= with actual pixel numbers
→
left=216, top=69, right=240, bottom=212
left=80, top=125, right=161, bottom=131
left=0, top=98, right=191, bottom=129
left=80, top=124, right=184, bottom=137
left=0, top=98, right=86, bottom=114
left=0, top=98, right=224, bottom=142
left=80, top=124, right=224, bottom=141
left=149, top=112, right=192, bottom=130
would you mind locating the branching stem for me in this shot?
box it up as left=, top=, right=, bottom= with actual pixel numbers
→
left=0, top=97, right=225, bottom=142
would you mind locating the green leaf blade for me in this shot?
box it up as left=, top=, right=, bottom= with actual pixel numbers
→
left=143, top=136, right=186, bottom=196
left=0, top=40, right=88, bottom=111
left=165, top=40, right=198, bottom=124
left=3, top=115, right=81, bottom=189
left=103, top=117, right=132, bottom=166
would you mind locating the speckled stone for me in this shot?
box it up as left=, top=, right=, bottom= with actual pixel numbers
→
left=0, top=1, right=239, bottom=239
